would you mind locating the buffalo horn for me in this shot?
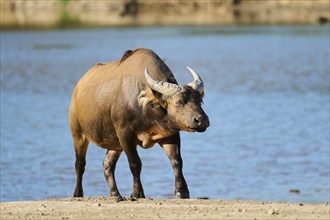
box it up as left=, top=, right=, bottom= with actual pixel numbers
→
left=145, top=68, right=182, bottom=96
left=186, top=66, right=204, bottom=94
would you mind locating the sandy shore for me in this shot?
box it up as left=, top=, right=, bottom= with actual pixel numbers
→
left=1, top=197, right=329, bottom=220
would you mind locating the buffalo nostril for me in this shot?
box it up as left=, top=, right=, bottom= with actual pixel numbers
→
left=194, top=116, right=202, bottom=125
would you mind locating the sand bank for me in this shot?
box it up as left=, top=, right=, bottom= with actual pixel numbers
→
left=1, top=197, right=329, bottom=220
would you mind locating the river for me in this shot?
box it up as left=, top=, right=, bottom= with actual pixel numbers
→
left=1, top=26, right=329, bottom=203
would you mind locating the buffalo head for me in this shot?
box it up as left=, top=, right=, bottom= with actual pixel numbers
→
left=145, top=67, right=209, bottom=132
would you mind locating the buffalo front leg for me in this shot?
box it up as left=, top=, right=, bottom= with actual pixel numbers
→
left=119, top=133, right=145, bottom=199
left=160, top=134, right=190, bottom=199
left=103, top=149, right=122, bottom=199
left=126, top=147, right=145, bottom=199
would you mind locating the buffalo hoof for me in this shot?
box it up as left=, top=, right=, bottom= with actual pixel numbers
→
left=111, top=191, right=122, bottom=197
left=73, top=189, right=83, bottom=198
left=110, top=193, right=124, bottom=202
left=115, top=196, right=125, bottom=202
left=130, top=191, right=145, bottom=200
left=175, top=190, right=190, bottom=199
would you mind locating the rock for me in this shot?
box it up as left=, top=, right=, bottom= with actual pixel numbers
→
left=289, top=189, right=300, bottom=194
left=197, top=197, right=209, bottom=200
left=268, top=208, right=279, bottom=215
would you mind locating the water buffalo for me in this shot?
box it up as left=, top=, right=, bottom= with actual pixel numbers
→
left=69, top=48, right=209, bottom=199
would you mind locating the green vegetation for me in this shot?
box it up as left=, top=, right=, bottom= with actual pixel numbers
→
left=57, top=0, right=80, bottom=28
left=60, top=0, right=70, bottom=5
left=58, top=11, right=80, bottom=28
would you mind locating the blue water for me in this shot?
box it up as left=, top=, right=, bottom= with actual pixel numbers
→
left=1, top=26, right=329, bottom=203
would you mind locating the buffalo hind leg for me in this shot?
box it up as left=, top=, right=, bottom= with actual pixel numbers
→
left=103, top=149, right=122, bottom=199
left=73, top=134, right=89, bottom=197
left=70, top=98, right=89, bottom=197
left=160, top=134, right=190, bottom=199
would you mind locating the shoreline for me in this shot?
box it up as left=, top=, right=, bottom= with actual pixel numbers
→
left=1, top=0, right=329, bottom=29
left=1, top=197, right=329, bottom=220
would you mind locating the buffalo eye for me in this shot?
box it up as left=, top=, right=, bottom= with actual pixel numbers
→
left=176, top=100, right=184, bottom=107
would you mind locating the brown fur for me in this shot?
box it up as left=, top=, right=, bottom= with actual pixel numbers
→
left=120, top=49, right=141, bottom=63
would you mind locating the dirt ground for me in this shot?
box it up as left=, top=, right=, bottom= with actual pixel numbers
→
left=0, top=197, right=329, bottom=220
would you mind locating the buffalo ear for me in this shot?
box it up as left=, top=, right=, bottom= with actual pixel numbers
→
left=151, top=89, right=168, bottom=108
left=200, top=90, right=205, bottom=99
left=187, top=84, right=204, bottom=99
